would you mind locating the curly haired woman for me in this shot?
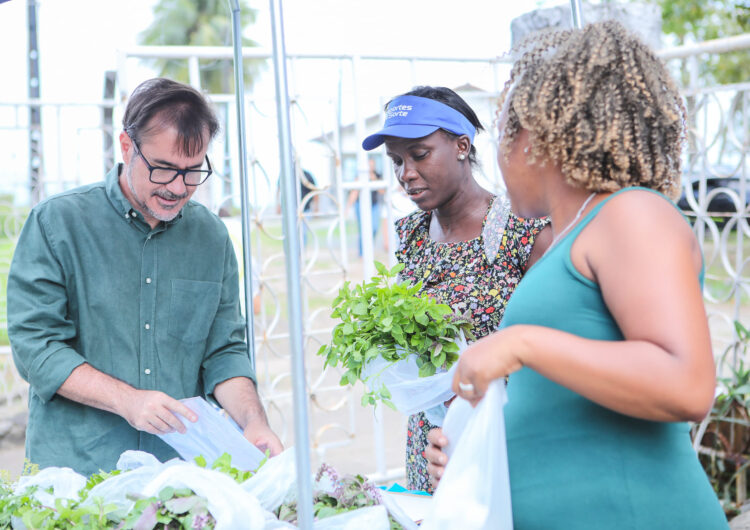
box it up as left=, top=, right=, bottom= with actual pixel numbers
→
left=426, top=21, right=727, bottom=528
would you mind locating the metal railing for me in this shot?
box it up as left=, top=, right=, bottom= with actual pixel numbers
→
left=0, top=33, right=748, bottom=484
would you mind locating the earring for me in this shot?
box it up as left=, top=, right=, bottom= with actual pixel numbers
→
left=457, top=153, right=466, bottom=161
left=523, top=146, right=530, bottom=154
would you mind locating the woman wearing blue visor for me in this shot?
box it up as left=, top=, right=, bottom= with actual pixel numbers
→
left=362, top=86, right=550, bottom=493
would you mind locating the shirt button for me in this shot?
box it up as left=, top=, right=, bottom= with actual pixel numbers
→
left=131, top=211, right=137, bottom=218
left=144, top=323, right=151, bottom=330
left=144, top=368, right=151, bottom=375
left=145, top=278, right=152, bottom=284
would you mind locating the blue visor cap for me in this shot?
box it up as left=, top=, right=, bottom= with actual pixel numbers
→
left=362, top=95, right=476, bottom=151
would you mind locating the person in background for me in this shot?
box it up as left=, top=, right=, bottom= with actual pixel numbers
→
left=426, top=21, right=727, bottom=528
left=346, top=158, right=386, bottom=256
left=277, top=165, right=319, bottom=248
left=362, top=85, right=550, bottom=493
left=299, top=168, right=319, bottom=214
left=7, top=78, right=282, bottom=476
left=276, top=166, right=319, bottom=215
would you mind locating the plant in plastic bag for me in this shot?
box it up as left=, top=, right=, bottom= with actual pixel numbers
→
left=0, top=451, right=269, bottom=529
left=318, top=261, right=474, bottom=408
left=82, top=469, right=123, bottom=497
left=0, top=482, right=120, bottom=529
left=0, top=481, right=41, bottom=528
left=277, top=464, right=404, bottom=529
left=121, top=486, right=215, bottom=529
left=194, top=451, right=269, bottom=484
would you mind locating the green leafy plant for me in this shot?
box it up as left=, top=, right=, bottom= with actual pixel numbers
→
left=82, top=469, right=123, bottom=496
left=694, top=321, right=750, bottom=516
left=0, top=480, right=120, bottom=530
left=0, top=481, right=41, bottom=528
left=277, top=463, right=403, bottom=529
left=193, top=450, right=269, bottom=483
left=317, top=261, right=474, bottom=408
left=0, top=454, right=405, bottom=528
left=0, top=452, right=263, bottom=529
left=121, top=487, right=214, bottom=530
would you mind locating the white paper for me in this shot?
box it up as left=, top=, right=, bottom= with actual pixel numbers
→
left=157, top=396, right=266, bottom=471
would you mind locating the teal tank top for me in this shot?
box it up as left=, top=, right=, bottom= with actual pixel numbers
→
left=500, top=187, right=727, bottom=529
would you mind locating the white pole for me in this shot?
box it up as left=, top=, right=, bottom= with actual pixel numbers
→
left=570, top=0, right=584, bottom=29
left=227, top=0, right=257, bottom=373
left=268, top=0, right=314, bottom=527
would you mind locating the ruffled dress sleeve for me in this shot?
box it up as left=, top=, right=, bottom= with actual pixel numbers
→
left=501, top=213, right=549, bottom=272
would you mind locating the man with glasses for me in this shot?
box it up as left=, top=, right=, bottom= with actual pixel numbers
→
left=7, top=78, right=282, bottom=475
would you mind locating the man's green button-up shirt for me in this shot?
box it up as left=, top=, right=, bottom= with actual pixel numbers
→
left=7, top=165, right=255, bottom=476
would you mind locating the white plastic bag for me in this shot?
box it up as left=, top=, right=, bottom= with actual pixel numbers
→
left=116, top=449, right=162, bottom=471
left=13, top=467, right=86, bottom=506
left=312, top=505, right=390, bottom=530
left=420, top=379, right=513, bottom=530
left=241, top=447, right=297, bottom=512
left=360, top=333, right=467, bottom=425
left=378, top=492, right=420, bottom=530
left=157, top=396, right=266, bottom=471
left=141, top=462, right=271, bottom=530
left=84, top=450, right=288, bottom=529
left=84, top=463, right=165, bottom=513
left=81, top=451, right=183, bottom=515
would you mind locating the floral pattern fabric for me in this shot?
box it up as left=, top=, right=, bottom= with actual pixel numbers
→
left=397, top=196, right=547, bottom=493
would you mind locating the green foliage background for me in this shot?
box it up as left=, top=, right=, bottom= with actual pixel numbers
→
left=139, top=0, right=265, bottom=93
left=632, top=0, right=749, bottom=85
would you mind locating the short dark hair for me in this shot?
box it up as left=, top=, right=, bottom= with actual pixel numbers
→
left=122, top=78, right=220, bottom=157
left=390, top=86, right=485, bottom=166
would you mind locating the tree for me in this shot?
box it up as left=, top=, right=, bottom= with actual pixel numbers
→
left=139, top=0, right=265, bottom=94
left=139, top=0, right=266, bottom=208
left=623, top=0, right=749, bottom=168
left=633, top=0, right=749, bottom=85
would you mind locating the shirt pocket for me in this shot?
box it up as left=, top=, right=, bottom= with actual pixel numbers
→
left=168, top=279, right=222, bottom=344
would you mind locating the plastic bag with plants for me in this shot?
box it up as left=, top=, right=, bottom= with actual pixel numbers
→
left=317, top=261, right=474, bottom=424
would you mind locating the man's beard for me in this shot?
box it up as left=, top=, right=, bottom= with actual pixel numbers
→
left=126, top=165, right=188, bottom=222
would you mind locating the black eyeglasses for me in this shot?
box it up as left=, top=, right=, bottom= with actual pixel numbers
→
left=131, top=139, right=213, bottom=186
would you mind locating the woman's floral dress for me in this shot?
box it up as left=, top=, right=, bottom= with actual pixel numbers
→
left=396, top=195, right=547, bottom=493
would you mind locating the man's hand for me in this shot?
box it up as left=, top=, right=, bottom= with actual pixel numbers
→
left=120, top=389, right=198, bottom=435
left=56, top=363, right=198, bottom=435
left=214, top=376, right=283, bottom=456
left=243, top=420, right=283, bottom=457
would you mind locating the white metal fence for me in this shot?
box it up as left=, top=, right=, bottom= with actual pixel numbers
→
left=0, top=34, right=748, bottom=481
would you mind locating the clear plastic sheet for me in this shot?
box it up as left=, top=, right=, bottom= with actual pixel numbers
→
left=157, top=396, right=266, bottom=471
left=360, top=333, right=468, bottom=426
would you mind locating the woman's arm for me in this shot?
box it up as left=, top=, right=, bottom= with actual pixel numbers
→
left=454, top=191, right=715, bottom=422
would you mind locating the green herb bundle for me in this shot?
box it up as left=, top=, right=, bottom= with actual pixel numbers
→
left=318, top=261, right=474, bottom=407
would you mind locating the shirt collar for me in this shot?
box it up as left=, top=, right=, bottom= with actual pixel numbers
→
left=105, top=164, right=185, bottom=229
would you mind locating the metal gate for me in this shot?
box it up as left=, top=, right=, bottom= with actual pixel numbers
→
left=0, top=34, right=748, bottom=483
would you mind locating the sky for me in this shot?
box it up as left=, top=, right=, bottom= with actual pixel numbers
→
left=0, top=0, right=569, bottom=204
left=0, top=0, right=556, bottom=101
